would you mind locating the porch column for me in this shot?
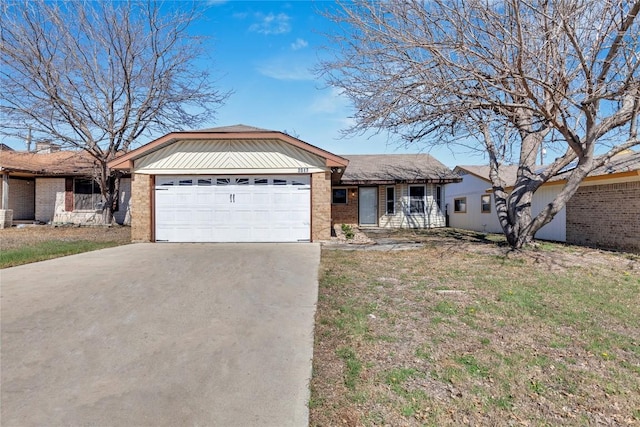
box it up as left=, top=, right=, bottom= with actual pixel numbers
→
left=0, top=172, right=12, bottom=228
left=1, top=172, right=8, bottom=210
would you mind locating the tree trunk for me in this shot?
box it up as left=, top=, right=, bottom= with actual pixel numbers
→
left=103, top=173, right=122, bottom=225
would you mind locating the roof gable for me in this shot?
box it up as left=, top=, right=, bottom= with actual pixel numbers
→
left=134, top=139, right=329, bottom=173
left=108, top=127, right=348, bottom=170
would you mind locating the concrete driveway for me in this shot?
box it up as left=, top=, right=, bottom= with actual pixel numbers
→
left=1, top=243, right=320, bottom=427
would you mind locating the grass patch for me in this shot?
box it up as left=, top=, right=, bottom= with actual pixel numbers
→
left=336, top=347, right=362, bottom=390
left=0, top=240, right=123, bottom=268
left=310, top=229, right=640, bottom=426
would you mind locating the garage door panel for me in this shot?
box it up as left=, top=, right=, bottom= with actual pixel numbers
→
left=155, top=175, right=310, bottom=242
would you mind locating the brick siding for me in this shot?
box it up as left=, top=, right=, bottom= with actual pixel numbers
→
left=566, top=181, right=640, bottom=252
left=35, top=178, right=64, bottom=222
left=331, top=187, right=359, bottom=225
left=311, top=172, right=332, bottom=241
left=1, top=178, right=35, bottom=220
left=131, top=173, right=152, bottom=242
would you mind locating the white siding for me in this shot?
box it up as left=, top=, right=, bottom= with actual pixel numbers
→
left=378, top=184, right=446, bottom=228
left=445, top=173, right=567, bottom=242
left=445, top=173, right=503, bottom=233
left=531, top=185, right=566, bottom=242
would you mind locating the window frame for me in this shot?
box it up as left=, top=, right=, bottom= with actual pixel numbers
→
left=453, top=197, right=467, bottom=213
left=332, top=188, right=348, bottom=205
left=480, top=194, right=492, bottom=214
left=385, top=186, right=395, bottom=215
left=408, top=185, right=426, bottom=215
left=73, top=177, right=102, bottom=211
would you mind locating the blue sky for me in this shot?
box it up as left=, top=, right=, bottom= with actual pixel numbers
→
left=188, top=0, right=478, bottom=167
left=2, top=0, right=483, bottom=167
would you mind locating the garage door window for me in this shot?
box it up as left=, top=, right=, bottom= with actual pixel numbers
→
left=179, top=179, right=193, bottom=186
left=274, top=179, right=287, bottom=185
left=198, top=178, right=212, bottom=186
left=255, top=178, right=268, bottom=185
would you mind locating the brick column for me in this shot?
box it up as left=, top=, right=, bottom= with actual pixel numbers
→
left=311, top=171, right=332, bottom=241
left=131, top=173, right=152, bottom=242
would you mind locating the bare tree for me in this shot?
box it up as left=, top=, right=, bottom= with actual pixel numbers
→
left=1, top=0, right=230, bottom=222
left=318, top=0, right=639, bottom=248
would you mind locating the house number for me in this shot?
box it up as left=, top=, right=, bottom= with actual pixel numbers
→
left=298, top=167, right=309, bottom=173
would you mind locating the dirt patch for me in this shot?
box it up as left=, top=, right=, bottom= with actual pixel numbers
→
left=0, top=225, right=131, bottom=251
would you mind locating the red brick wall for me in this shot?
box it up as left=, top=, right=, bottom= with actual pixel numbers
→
left=331, top=187, right=358, bottom=225
left=566, top=180, right=640, bottom=252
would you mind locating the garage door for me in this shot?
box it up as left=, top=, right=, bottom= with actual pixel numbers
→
left=154, top=175, right=311, bottom=242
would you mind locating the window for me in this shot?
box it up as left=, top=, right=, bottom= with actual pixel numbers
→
left=386, top=186, right=395, bottom=215
left=409, top=186, right=425, bottom=214
left=481, top=195, right=491, bottom=213
left=435, top=185, right=442, bottom=210
left=454, top=197, right=467, bottom=213
left=197, top=178, right=212, bottom=186
left=254, top=178, right=268, bottom=185
left=273, top=179, right=287, bottom=185
left=332, top=188, right=347, bottom=204
left=74, top=178, right=101, bottom=211
left=178, top=179, right=193, bottom=186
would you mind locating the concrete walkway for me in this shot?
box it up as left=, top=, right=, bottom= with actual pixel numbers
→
left=1, top=243, right=320, bottom=427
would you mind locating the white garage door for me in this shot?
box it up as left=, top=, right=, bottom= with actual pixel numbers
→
left=154, top=175, right=311, bottom=242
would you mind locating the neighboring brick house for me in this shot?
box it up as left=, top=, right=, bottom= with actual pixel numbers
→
left=445, top=151, right=640, bottom=252
left=0, top=145, right=131, bottom=226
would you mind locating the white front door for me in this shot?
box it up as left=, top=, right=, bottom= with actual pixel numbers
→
left=359, top=187, right=378, bottom=226
left=154, top=175, right=311, bottom=242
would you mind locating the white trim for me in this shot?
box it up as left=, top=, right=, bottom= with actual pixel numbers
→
left=385, top=185, right=396, bottom=215
left=134, top=167, right=326, bottom=175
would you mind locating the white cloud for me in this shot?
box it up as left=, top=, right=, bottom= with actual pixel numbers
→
left=257, top=59, right=314, bottom=81
left=249, top=12, right=291, bottom=35
left=291, top=38, right=308, bottom=51
left=309, top=88, right=350, bottom=114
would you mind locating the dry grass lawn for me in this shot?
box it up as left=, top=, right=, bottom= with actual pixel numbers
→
left=0, top=225, right=130, bottom=267
left=311, top=229, right=640, bottom=426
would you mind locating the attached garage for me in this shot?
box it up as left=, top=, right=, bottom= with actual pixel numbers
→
left=108, top=125, right=348, bottom=243
left=154, top=175, right=311, bottom=242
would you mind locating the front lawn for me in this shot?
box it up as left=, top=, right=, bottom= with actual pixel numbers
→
left=311, top=231, right=640, bottom=426
left=0, top=226, right=130, bottom=268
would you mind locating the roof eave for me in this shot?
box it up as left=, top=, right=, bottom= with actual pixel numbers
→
left=106, top=131, right=349, bottom=170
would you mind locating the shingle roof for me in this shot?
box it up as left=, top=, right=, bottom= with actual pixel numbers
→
left=455, top=150, right=640, bottom=187
left=454, top=165, right=519, bottom=186
left=0, top=150, right=98, bottom=175
left=551, top=150, right=640, bottom=181
left=339, top=154, right=459, bottom=184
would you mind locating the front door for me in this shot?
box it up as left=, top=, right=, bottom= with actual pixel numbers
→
left=358, top=187, right=378, bottom=226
